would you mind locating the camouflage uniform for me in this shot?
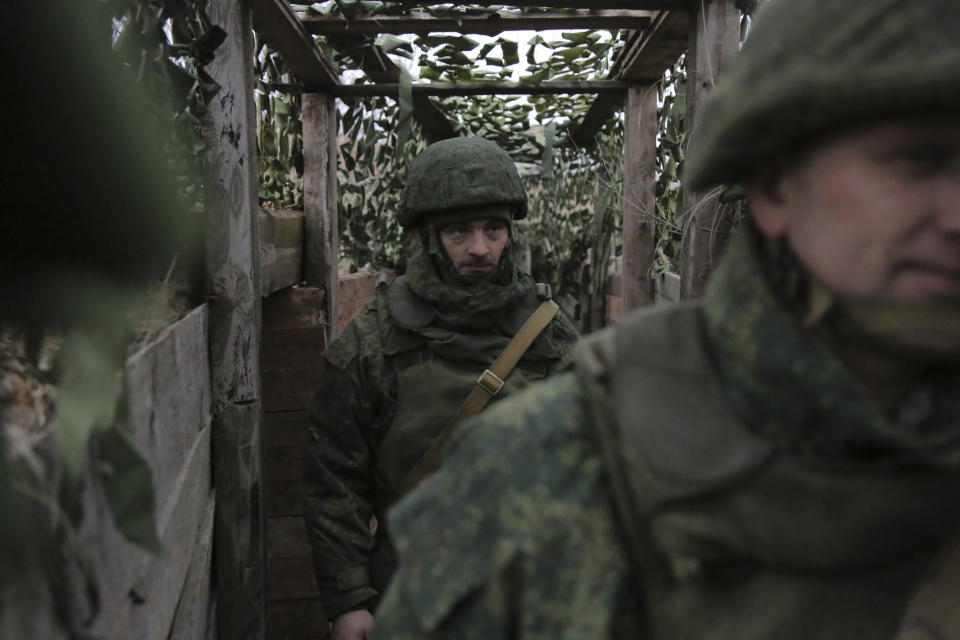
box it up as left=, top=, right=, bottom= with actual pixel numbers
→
left=376, top=229, right=960, bottom=639
left=303, top=139, right=578, bottom=620
left=376, top=1, right=960, bottom=637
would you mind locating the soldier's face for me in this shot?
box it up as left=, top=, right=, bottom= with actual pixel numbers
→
left=750, top=119, right=960, bottom=305
left=438, top=217, right=510, bottom=276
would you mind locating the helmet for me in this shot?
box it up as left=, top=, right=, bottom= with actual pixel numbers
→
left=398, top=137, right=528, bottom=229
left=685, top=0, right=960, bottom=191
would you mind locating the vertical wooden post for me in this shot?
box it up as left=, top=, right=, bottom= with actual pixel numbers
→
left=679, top=0, right=741, bottom=299
left=204, top=0, right=267, bottom=638
left=302, top=93, right=339, bottom=341
left=621, top=83, right=659, bottom=311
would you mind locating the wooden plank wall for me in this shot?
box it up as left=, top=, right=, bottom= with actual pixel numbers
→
left=0, top=309, right=214, bottom=640
left=84, top=307, right=214, bottom=640
left=262, top=287, right=328, bottom=640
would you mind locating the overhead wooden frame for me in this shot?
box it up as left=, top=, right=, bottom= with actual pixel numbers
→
left=333, top=80, right=628, bottom=97
left=251, top=0, right=338, bottom=87
left=569, top=10, right=690, bottom=147
left=389, top=1, right=695, bottom=9
left=300, top=10, right=654, bottom=36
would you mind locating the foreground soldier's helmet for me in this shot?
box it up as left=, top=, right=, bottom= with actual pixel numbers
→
left=685, top=0, right=960, bottom=191
left=398, top=137, right=528, bottom=229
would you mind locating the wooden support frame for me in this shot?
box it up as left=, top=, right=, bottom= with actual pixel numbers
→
left=206, top=0, right=267, bottom=638
left=679, top=0, right=741, bottom=299
left=300, top=10, right=654, bottom=36
left=391, top=1, right=694, bottom=8
left=621, top=84, right=659, bottom=310
left=613, top=10, right=691, bottom=82
left=251, top=0, right=339, bottom=87
left=302, top=93, right=340, bottom=342
left=569, top=9, right=690, bottom=147
left=333, top=80, right=628, bottom=97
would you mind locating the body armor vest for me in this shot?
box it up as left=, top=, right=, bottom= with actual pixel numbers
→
left=374, top=275, right=553, bottom=501
left=576, top=303, right=960, bottom=639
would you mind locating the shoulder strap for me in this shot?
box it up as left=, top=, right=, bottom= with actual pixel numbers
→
left=397, top=299, right=560, bottom=495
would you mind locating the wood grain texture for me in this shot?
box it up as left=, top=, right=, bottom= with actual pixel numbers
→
left=679, top=0, right=740, bottom=299
left=302, top=94, right=339, bottom=343
left=205, top=0, right=267, bottom=637
left=301, top=10, right=652, bottom=36
left=259, top=209, right=304, bottom=297
left=613, top=10, right=690, bottom=83
left=333, top=80, right=629, bottom=97
left=621, top=84, right=659, bottom=310
left=251, top=0, right=339, bottom=87
left=169, top=494, right=216, bottom=640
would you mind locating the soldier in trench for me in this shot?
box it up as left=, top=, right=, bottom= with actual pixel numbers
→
left=374, top=1, right=960, bottom=638
left=302, top=137, right=579, bottom=640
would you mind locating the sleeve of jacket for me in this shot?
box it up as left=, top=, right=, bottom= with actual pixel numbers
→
left=374, top=372, right=630, bottom=640
left=303, top=302, right=393, bottom=620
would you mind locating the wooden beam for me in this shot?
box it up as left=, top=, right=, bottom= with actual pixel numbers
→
left=252, top=0, right=339, bottom=87
left=613, top=10, right=690, bottom=82
left=300, top=10, right=653, bottom=36
left=205, top=1, right=267, bottom=638
left=325, top=35, right=400, bottom=83
left=568, top=8, right=689, bottom=147
left=621, top=84, right=659, bottom=310
left=331, top=80, right=628, bottom=97
left=258, top=209, right=304, bottom=297
left=679, top=0, right=741, bottom=299
left=302, top=94, right=339, bottom=342
left=391, top=1, right=694, bottom=9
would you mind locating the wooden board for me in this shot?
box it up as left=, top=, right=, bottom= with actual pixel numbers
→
left=300, top=10, right=652, bottom=36
left=679, top=0, right=740, bottom=298
left=263, top=287, right=327, bottom=413
left=333, top=80, right=628, bottom=97
left=168, top=494, right=216, bottom=640
left=251, top=0, right=339, bottom=87
left=125, top=306, right=211, bottom=513
left=205, top=1, right=267, bottom=636
left=621, top=84, right=659, bottom=310
left=302, top=94, right=339, bottom=343
left=264, top=443, right=306, bottom=518
left=259, top=209, right=304, bottom=297
left=85, top=421, right=212, bottom=640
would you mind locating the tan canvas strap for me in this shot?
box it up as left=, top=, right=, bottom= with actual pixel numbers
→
left=397, top=299, right=560, bottom=496
left=894, top=531, right=960, bottom=640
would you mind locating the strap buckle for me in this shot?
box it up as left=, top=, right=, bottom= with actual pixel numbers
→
left=477, top=369, right=505, bottom=396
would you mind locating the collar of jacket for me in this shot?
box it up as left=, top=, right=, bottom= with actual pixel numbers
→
left=702, top=228, right=960, bottom=467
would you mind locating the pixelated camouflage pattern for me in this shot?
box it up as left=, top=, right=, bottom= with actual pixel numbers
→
left=705, top=229, right=960, bottom=465
left=686, top=0, right=960, bottom=190
left=303, top=241, right=577, bottom=620
left=398, top=137, right=528, bottom=228
left=376, top=230, right=960, bottom=639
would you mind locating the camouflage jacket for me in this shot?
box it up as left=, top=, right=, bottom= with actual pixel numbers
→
left=375, top=230, right=960, bottom=639
left=303, top=247, right=578, bottom=621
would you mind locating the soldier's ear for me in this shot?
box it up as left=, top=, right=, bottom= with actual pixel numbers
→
left=747, top=169, right=790, bottom=239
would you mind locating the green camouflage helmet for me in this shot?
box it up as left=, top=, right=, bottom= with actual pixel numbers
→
left=398, top=137, right=528, bottom=229
left=685, top=0, right=960, bottom=191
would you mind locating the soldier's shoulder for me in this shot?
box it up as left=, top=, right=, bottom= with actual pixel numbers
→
left=386, top=372, right=617, bottom=629
left=323, top=297, right=383, bottom=370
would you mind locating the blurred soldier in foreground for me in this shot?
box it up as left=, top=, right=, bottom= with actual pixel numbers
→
left=376, top=1, right=960, bottom=638
left=303, top=137, right=578, bottom=640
